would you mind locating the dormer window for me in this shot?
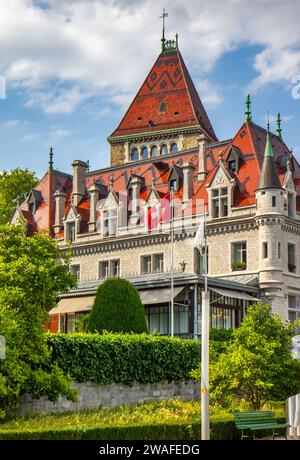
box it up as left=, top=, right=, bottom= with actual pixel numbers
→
left=66, top=222, right=76, bottom=242
left=27, top=189, right=42, bottom=214
left=228, top=160, right=237, bottom=173
left=211, top=187, right=228, bottom=218
left=103, top=208, right=117, bottom=237
left=159, top=101, right=167, bottom=113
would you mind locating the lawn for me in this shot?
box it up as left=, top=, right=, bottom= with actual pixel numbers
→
left=0, top=400, right=286, bottom=440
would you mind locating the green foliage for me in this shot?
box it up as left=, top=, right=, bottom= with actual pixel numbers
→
left=0, top=169, right=38, bottom=225
left=209, top=303, right=300, bottom=409
left=47, top=333, right=200, bottom=385
left=88, top=278, right=148, bottom=334
left=0, top=400, right=286, bottom=440
left=0, top=224, right=78, bottom=417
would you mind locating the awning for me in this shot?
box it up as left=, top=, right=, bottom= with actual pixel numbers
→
left=139, top=287, right=184, bottom=305
left=49, top=296, right=95, bottom=315
left=210, top=287, right=259, bottom=302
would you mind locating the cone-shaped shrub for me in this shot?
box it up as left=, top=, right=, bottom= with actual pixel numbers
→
left=88, top=278, right=148, bottom=334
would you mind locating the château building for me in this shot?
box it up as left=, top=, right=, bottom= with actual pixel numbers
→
left=12, top=35, right=300, bottom=337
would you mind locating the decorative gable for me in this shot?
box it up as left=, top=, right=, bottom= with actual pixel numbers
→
left=101, top=189, right=119, bottom=210
left=65, top=203, right=80, bottom=222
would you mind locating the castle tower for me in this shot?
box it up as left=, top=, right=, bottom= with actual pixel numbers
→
left=108, top=37, right=217, bottom=166
left=255, top=123, right=286, bottom=317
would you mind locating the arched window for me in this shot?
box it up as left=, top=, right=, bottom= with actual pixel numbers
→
left=160, top=144, right=168, bottom=155
left=150, top=145, right=158, bottom=157
left=170, top=143, right=178, bottom=153
left=141, top=146, right=148, bottom=160
left=130, top=148, right=139, bottom=161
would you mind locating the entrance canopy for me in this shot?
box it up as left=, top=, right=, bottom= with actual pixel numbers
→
left=210, top=287, right=259, bottom=302
left=49, top=296, right=95, bottom=315
left=139, top=287, right=184, bottom=305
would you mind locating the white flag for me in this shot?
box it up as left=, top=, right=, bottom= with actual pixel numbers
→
left=194, top=214, right=205, bottom=250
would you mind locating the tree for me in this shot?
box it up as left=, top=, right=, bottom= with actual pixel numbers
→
left=0, top=168, right=38, bottom=225
left=0, top=224, right=77, bottom=417
left=88, top=278, right=148, bottom=334
left=209, top=303, right=300, bottom=410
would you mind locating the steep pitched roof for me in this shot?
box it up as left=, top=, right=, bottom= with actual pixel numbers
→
left=110, top=49, right=217, bottom=141
left=257, top=128, right=282, bottom=190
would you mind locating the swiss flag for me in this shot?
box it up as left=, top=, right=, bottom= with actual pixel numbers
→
left=147, top=192, right=171, bottom=231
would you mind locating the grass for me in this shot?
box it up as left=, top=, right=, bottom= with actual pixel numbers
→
left=0, top=399, right=285, bottom=436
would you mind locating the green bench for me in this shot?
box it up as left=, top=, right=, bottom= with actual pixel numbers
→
left=233, top=410, right=290, bottom=440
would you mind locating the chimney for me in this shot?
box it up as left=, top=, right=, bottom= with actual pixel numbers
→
left=182, top=162, right=195, bottom=202
left=88, top=181, right=102, bottom=232
left=197, top=134, right=208, bottom=182
left=129, top=175, right=143, bottom=225
left=53, top=190, right=67, bottom=235
left=72, top=160, right=87, bottom=206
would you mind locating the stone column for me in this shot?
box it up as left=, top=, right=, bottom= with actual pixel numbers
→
left=53, top=190, right=67, bottom=235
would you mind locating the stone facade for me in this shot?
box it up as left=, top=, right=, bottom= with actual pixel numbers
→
left=110, top=143, right=125, bottom=167
left=15, top=380, right=200, bottom=417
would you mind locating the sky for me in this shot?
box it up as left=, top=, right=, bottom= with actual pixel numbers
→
left=0, top=0, right=300, bottom=178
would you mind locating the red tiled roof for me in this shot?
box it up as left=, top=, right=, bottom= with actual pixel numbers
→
left=20, top=121, right=298, bottom=234
left=110, top=49, right=217, bottom=141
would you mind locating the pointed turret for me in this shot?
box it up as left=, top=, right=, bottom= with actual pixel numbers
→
left=257, top=122, right=282, bottom=190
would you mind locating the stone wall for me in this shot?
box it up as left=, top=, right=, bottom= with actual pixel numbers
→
left=16, top=380, right=200, bottom=417
left=110, top=143, right=125, bottom=167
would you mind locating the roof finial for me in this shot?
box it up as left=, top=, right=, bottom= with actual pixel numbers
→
left=159, top=8, right=168, bottom=52
left=245, top=94, right=252, bottom=121
left=109, top=175, right=114, bottom=189
left=49, top=146, right=53, bottom=170
left=151, top=176, right=156, bottom=188
left=276, top=112, right=282, bottom=140
left=86, top=160, right=90, bottom=173
left=264, top=113, right=273, bottom=158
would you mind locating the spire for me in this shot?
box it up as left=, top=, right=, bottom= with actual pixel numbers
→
left=257, top=118, right=281, bottom=190
left=276, top=112, right=282, bottom=139
left=49, top=146, right=53, bottom=170
left=264, top=114, right=273, bottom=158
left=245, top=94, right=252, bottom=121
left=160, top=8, right=168, bottom=52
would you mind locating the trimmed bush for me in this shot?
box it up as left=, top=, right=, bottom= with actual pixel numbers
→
left=88, top=278, right=148, bottom=334
left=47, top=333, right=200, bottom=385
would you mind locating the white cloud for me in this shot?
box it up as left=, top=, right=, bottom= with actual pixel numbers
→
left=21, top=133, right=40, bottom=142
left=48, top=128, right=72, bottom=142
left=0, top=0, right=300, bottom=114
left=1, top=119, right=28, bottom=130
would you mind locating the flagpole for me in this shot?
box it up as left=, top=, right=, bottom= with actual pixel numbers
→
left=170, top=187, right=174, bottom=337
left=201, top=205, right=210, bottom=440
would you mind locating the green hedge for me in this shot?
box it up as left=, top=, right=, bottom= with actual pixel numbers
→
left=47, top=333, right=200, bottom=385
left=0, top=419, right=239, bottom=440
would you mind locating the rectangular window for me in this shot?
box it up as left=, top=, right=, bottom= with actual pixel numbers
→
left=263, top=242, right=268, bottom=259
left=59, top=314, right=66, bottom=334
left=272, top=196, right=276, bottom=207
left=232, top=242, right=247, bottom=271
left=111, top=259, right=120, bottom=278
left=70, top=264, right=80, bottom=281
left=153, top=254, right=164, bottom=273
left=67, top=314, right=75, bottom=333
left=211, top=187, right=228, bottom=218
left=288, top=295, right=300, bottom=334
left=141, top=255, right=152, bottom=274
left=278, top=242, right=281, bottom=259
left=99, top=261, right=109, bottom=279
left=288, top=243, right=296, bottom=273
left=67, top=222, right=76, bottom=242
left=228, top=160, right=236, bottom=173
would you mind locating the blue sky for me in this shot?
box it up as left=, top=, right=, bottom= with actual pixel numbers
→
left=0, top=0, right=300, bottom=177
